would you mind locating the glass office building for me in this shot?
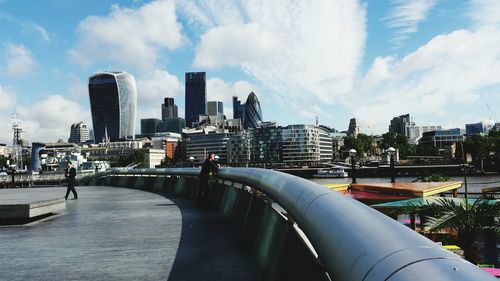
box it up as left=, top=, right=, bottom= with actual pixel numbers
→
left=185, top=72, right=206, bottom=128
left=89, top=71, right=137, bottom=142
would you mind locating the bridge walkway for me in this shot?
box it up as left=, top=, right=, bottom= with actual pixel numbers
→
left=0, top=186, right=261, bottom=281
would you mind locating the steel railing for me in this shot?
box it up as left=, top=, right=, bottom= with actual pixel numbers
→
left=87, top=167, right=496, bottom=281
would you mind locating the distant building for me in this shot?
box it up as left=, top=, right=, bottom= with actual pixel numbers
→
left=419, top=128, right=464, bottom=148
left=233, top=92, right=263, bottom=129
left=161, top=97, right=178, bottom=120
left=162, top=117, right=186, bottom=134
left=348, top=118, right=360, bottom=137
left=408, top=125, right=442, bottom=145
left=248, top=125, right=283, bottom=165
left=151, top=132, right=182, bottom=161
left=389, top=114, right=414, bottom=136
left=185, top=72, right=206, bottom=128
left=227, top=131, right=250, bottom=165
left=282, top=125, right=332, bottom=167
left=465, top=121, right=495, bottom=135
left=0, top=143, right=8, bottom=157
left=88, top=71, right=137, bottom=142
left=207, top=101, right=223, bottom=117
left=68, top=121, right=90, bottom=144
left=185, top=133, right=230, bottom=164
left=141, top=118, right=163, bottom=136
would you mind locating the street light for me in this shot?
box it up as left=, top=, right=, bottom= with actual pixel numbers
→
left=387, top=147, right=396, bottom=183
left=349, top=149, right=357, bottom=184
left=189, top=156, right=195, bottom=167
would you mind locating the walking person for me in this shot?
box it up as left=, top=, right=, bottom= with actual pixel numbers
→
left=64, top=161, right=78, bottom=200
left=198, top=153, right=219, bottom=204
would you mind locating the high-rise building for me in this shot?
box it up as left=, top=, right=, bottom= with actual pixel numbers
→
left=389, top=114, right=414, bottom=136
left=88, top=71, right=137, bottom=142
left=207, top=101, right=223, bottom=116
left=233, top=96, right=242, bottom=119
left=161, top=97, right=178, bottom=120
left=466, top=121, right=495, bottom=135
left=163, top=117, right=186, bottom=134
left=141, top=118, right=163, bottom=136
left=348, top=118, right=360, bottom=137
left=282, top=125, right=332, bottom=166
left=68, top=121, right=90, bottom=144
left=232, top=92, right=263, bottom=129
left=185, top=72, right=206, bottom=128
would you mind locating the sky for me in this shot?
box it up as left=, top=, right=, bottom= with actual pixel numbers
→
left=0, top=0, right=499, bottom=144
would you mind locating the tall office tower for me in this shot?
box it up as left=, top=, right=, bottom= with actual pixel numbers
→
left=207, top=101, right=224, bottom=116
left=185, top=72, right=206, bottom=128
left=161, top=97, right=178, bottom=120
left=348, top=118, right=360, bottom=137
left=242, top=92, right=262, bottom=129
left=68, top=121, right=90, bottom=144
left=389, top=114, right=414, bottom=136
left=233, top=96, right=242, bottom=119
left=88, top=71, right=137, bottom=142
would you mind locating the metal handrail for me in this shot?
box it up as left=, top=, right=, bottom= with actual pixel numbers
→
left=96, top=167, right=496, bottom=281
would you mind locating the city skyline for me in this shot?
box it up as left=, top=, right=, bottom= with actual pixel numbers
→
left=0, top=0, right=499, bottom=144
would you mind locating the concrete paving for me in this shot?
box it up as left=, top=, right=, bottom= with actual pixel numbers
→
left=0, top=186, right=261, bottom=281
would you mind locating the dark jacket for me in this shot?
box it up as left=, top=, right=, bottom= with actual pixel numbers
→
left=199, top=158, right=219, bottom=179
left=65, top=167, right=76, bottom=181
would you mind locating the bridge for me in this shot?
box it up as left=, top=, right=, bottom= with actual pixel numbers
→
left=0, top=168, right=495, bottom=280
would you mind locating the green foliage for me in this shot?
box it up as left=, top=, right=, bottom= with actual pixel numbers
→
left=343, top=133, right=376, bottom=157
left=0, top=155, right=9, bottom=167
left=425, top=198, right=500, bottom=263
left=159, top=156, right=172, bottom=168
left=381, top=132, right=412, bottom=159
left=116, top=151, right=146, bottom=168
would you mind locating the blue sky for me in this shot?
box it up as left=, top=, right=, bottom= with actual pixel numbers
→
left=0, top=0, right=499, bottom=144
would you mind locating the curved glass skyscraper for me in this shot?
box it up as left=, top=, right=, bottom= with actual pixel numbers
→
left=243, top=92, right=262, bottom=129
left=88, top=71, right=137, bottom=142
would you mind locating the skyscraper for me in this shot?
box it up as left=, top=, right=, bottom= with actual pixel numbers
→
left=185, top=72, right=206, bottom=128
left=242, top=92, right=262, bottom=129
left=68, top=121, right=90, bottom=144
left=233, top=96, right=242, bottom=119
left=207, top=101, right=223, bottom=116
left=348, top=118, right=360, bottom=137
left=161, top=97, right=178, bottom=120
left=88, top=71, right=137, bottom=142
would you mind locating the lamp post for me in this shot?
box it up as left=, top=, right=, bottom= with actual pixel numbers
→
left=387, top=147, right=396, bottom=183
left=349, top=149, right=357, bottom=184
left=189, top=156, right=195, bottom=167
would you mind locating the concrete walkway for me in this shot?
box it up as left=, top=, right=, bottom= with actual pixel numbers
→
left=0, top=186, right=261, bottom=281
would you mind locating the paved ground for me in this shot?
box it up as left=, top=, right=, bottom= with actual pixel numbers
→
left=0, top=186, right=261, bottom=281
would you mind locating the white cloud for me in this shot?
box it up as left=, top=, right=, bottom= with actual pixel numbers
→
left=4, top=43, right=36, bottom=76
left=469, top=0, right=500, bottom=28
left=16, top=95, right=91, bottom=143
left=68, top=0, right=184, bottom=70
left=186, top=0, right=367, bottom=117
left=354, top=28, right=500, bottom=133
left=0, top=85, right=16, bottom=111
left=136, top=68, right=182, bottom=107
left=206, top=78, right=258, bottom=118
left=384, top=0, right=437, bottom=47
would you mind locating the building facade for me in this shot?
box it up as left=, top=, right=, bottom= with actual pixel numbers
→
left=141, top=118, right=163, bottom=136
left=419, top=128, right=464, bottom=148
left=281, top=125, right=332, bottom=167
left=161, top=97, right=178, bottom=120
left=348, top=118, right=360, bottom=137
left=88, top=71, right=137, bottom=142
left=248, top=125, right=283, bottom=165
left=185, top=133, right=230, bottom=165
left=68, top=121, right=90, bottom=144
left=207, top=101, right=223, bottom=117
left=185, top=72, right=206, bottom=128
left=389, top=114, right=414, bottom=136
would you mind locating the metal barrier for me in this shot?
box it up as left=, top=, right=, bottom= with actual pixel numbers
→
left=87, top=168, right=496, bottom=281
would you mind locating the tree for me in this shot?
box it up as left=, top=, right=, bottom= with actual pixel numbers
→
left=381, top=132, right=412, bottom=159
left=159, top=156, right=172, bottom=168
left=342, top=133, right=375, bottom=158
left=116, top=151, right=146, bottom=168
left=425, top=198, right=500, bottom=264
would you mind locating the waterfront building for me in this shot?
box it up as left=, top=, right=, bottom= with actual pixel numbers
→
left=161, top=97, right=178, bottom=120
left=0, top=143, right=7, bottom=157
left=151, top=132, right=182, bottom=160
left=419, top=128, right=464, bottom=148
left=348, top=118, right=360, bottom=137
left=248, top=124, right=283, bottom=166
left=185, top=133, right=230, bottom=165
left=68, top=121, right=90, bottom=144
left=227, top=131, right=250, bottom=165
left=281, top=125, right=333, bottom=167
left=141, top=118, right=163, bottom=137
left=88, top=71, right=137, bottom=142
left=185, top=72, right=206, bottom=128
